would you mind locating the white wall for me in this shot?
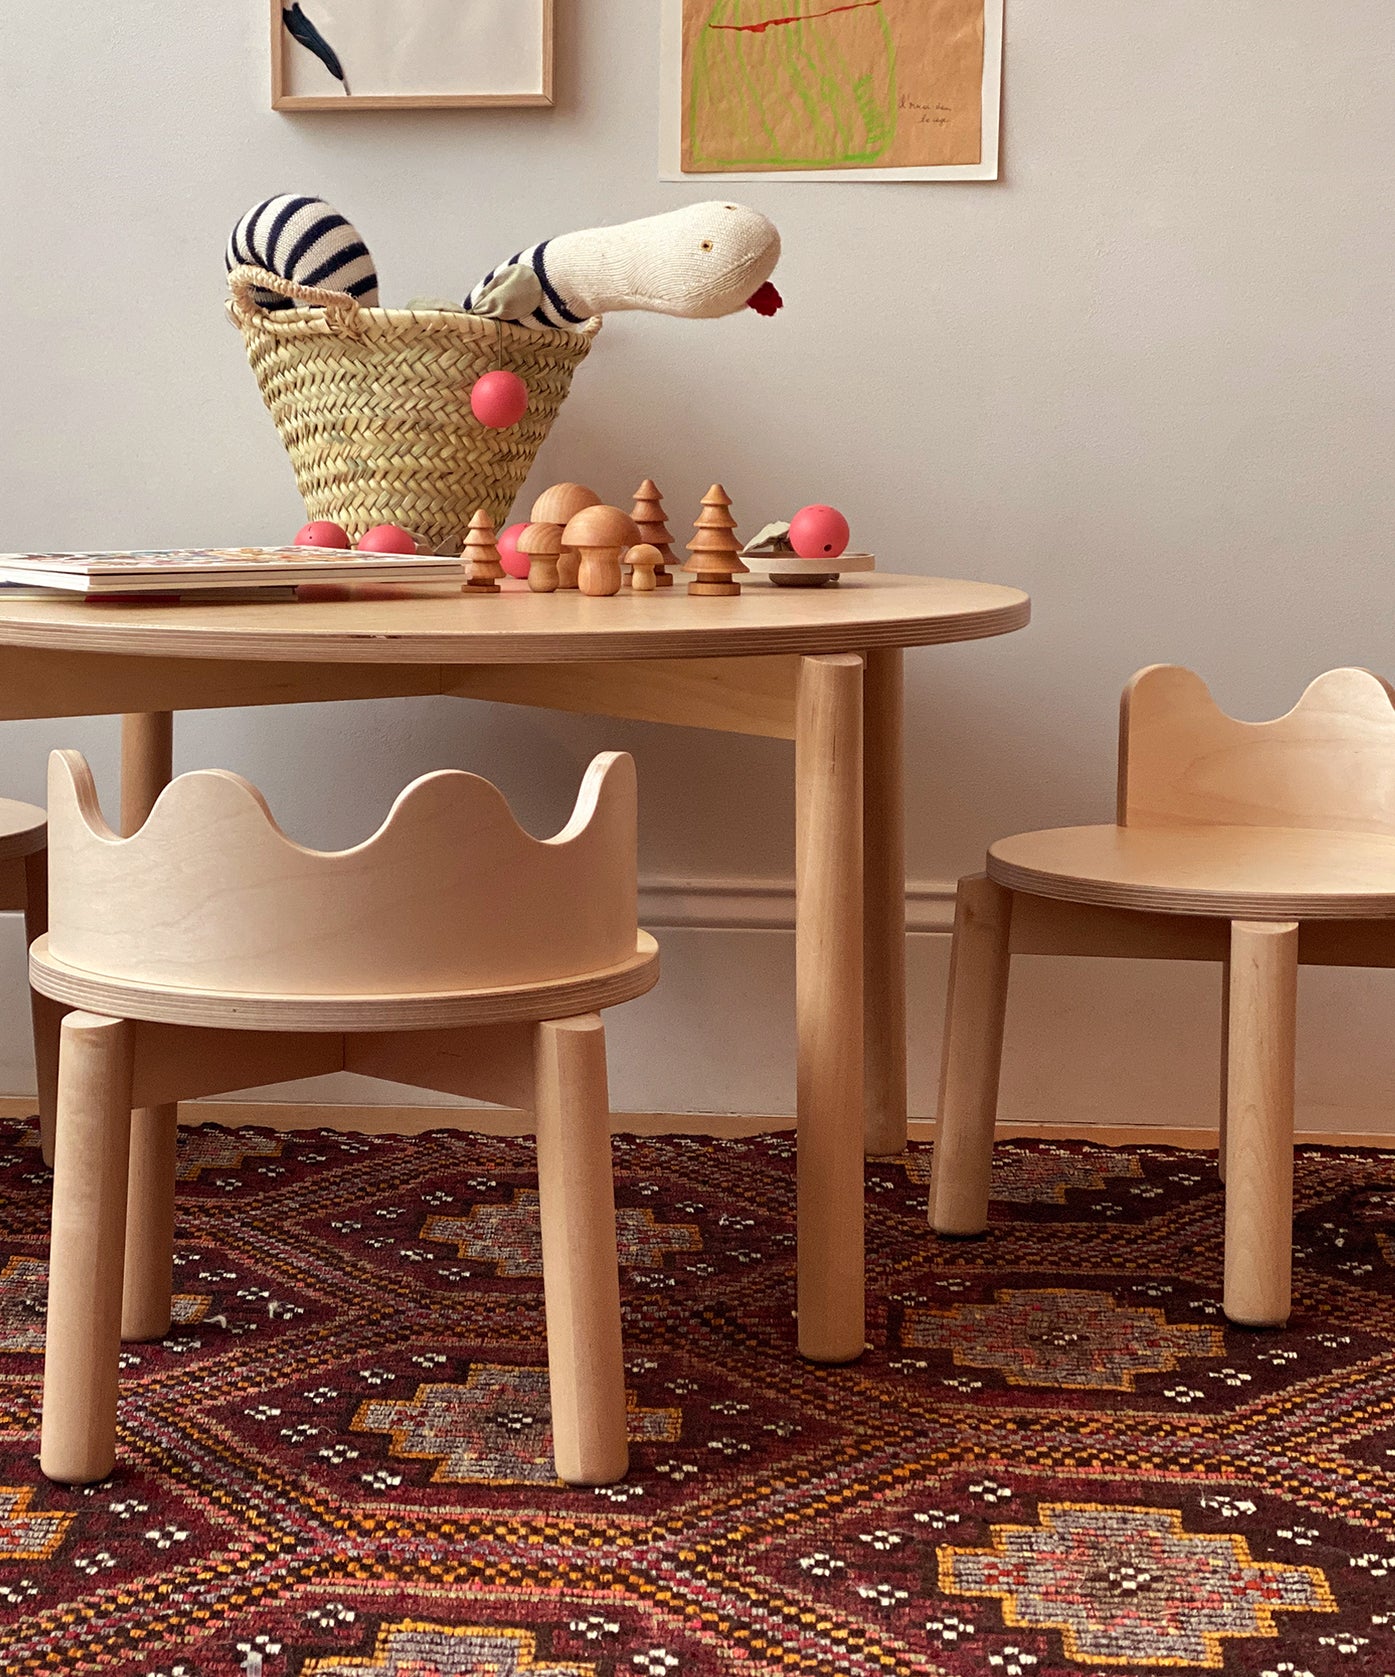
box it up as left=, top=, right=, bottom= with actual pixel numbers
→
left=2, top=2, right=1393, bottom=1128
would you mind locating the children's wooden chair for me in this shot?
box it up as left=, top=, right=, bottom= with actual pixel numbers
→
left=929, top=666, right=1395, bottom=1328
left=31, top=749, right=658, bottom=1488
left=0, top=798, right=59, bottom=1165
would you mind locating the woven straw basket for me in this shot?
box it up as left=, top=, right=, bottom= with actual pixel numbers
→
left=227, top=266, right=601, bottom=553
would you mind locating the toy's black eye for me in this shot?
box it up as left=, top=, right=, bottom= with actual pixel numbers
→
left=700, top=239, right=713, bottom=251
left=723, top=203, right=736, bottom=210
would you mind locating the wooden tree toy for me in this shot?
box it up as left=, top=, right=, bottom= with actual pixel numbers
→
left=564, top=506, right=639, bottom=598
left=683, top=484, right=748, bottom=597
left=627, top=544, right=662, bottom=593
left=519, top=522, right=563, bottom=593
left=629, top=479, right=677, bottom=588
left=461, top=509, right=505, bottom=591
left=532, top=484, right=601, bottom=590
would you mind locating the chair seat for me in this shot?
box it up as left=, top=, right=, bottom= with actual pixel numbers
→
left=30, top=931, right=660, bottom=1031
left=0, top=799, right=46, bottom=861
left=988, top=825, right=1395, bottom=920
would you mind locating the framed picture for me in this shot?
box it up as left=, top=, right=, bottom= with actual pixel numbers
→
left=660, top=0, right=1002, bottom=181
left=271, top=0, right=554, bottom=110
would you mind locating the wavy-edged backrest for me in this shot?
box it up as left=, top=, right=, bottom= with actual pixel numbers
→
left=46, top=750, right=638, bottom=996
left=1119, top=665, right=1395, bottom=833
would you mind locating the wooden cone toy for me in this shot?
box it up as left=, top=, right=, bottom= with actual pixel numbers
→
left=564, top=505, right=639, bottom=598
left=630, top=479, right=676, bottom=588
left=627, top=543, right=662, bottom=592
left=461, top=509, right=505, bottom=590
left=533, top=484, right=601, bottom=590
left=519, top=522, right=563, bottom=592
left=683, top=484, right=748, bottom=598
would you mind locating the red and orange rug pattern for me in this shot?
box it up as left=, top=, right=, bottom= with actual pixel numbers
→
left=0, top=1118, right=1392, bottom=1674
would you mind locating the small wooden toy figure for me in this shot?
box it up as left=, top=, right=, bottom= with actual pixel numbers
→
left=683, top=484, right=748, bottom=597
left=626, top=544, right=663, bottom=592
left=532, top=484, right=601, bottom=589
left=519, top=522, right=563, bottom=592
left=629, top=479, right=677, bottom=587
left=461, top=509, right=505, bottom=591
left=564, top=506, right=639, bottom=598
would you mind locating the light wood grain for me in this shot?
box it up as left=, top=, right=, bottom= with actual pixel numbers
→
left=863, top=647, right=907, bottom=1155
left=1121, top=664, right=1395, bottom=833
left=41, top=1012, right=133, bottom=1484
left=1224, top=921, right=1298, bottom=1326
left=929, top=874, right=1013, bottom=1235
left=0, top=575, right=1030, bottom=666
left=533, top=1015, right=628, bottom=1485
left=45, top=750, right=642, bottom=1000
left=444, top=655, right=801, bottom=739
left=795, top=654, right=864, bottom=1363
left=22, top=849, right=60, bottom=1169
left=989, top=823, right=1395, bottom=920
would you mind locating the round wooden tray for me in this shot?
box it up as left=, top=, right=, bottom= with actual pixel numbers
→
left=740, top=553, right=876, bottom=588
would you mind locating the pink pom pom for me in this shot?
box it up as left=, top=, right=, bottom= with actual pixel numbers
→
left=357, top=524, right=417, bottom=555
left=471, top=370, right=529, bottom=430
left=294, top=520, right=350, bottom=549
left=789, top=504, right=850, bottom=560
left=497, top=522, right=531, bottom=579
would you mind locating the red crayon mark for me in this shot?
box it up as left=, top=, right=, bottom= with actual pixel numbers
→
left=708, top=0, right=882, bottom=33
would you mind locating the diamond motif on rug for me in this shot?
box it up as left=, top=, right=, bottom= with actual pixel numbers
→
left=904, top=1289, right=1225, bottom=1390
left=0, top=1485, right=72, bottom=1560
left=175, top=1129, right=282, bottom=1181
left=301, top=1619, right=595, bottom=1675
left=0, top=1255, right=206, bottom=1351
left=423, top=1189, right=700, bottom=1275
left=941, top=1502, right=1336, bottom=1666
left=906, top=1146, right=1142, bottom=1202
left=353, top=1367, right=682, bottom=1483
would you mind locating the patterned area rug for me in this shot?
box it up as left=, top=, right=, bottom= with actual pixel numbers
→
left=0, top=1118, right=1393, bottom=1675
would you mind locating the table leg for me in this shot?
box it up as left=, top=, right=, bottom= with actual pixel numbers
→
left=795, top=654, right=865, bottom=1363
left=863, top=647, right=907, bottom=1157
left=119, top=712, right=179, bottom=1342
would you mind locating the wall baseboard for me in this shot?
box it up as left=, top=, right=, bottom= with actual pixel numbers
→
left=2, top=1095, right=1391, bottom=1150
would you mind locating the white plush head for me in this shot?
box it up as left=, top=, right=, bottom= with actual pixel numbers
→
left=614, top=201, right=781, bottom=319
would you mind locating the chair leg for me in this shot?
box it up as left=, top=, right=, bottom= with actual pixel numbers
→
left=928, top=874, right=1013, bottom=1235
left=1224, top=920, right=1298, bottom=1327
left=41, top=1012, right=134, bottom=1484
left=1217, top=955, right=1230, bottom=1184
left=23, top=850, right=61, bottom=1169
left=122, top=1103, right=179, bottom=1342
left=533, top=1015, right=628, bottom=1487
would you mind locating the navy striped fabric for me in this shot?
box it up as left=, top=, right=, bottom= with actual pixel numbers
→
left=226, top=195, right=379, bottom=311
left=467, top=241, right=586, bottom=329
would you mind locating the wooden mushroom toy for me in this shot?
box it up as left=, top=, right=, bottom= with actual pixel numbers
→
left=532, top=483, right=601, bottom=589
left=563, top=505, right=639, bottom=598
left=627, top=543, right=663, bottom=593
left=519, top=522, right=564, bottom=593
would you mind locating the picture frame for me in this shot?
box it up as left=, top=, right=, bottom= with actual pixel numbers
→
left=271, top=0, right=554, bottom=111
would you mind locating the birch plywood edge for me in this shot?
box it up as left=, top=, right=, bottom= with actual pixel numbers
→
left=40, top=749, right=645, bottom=1005
left=0, top=575, right=1030, bottom=664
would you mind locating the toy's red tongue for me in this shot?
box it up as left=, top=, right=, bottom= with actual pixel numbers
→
left=747, top=281, right=783, bottom=316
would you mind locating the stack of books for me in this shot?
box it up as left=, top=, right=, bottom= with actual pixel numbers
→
left=0, top=547, right=463, bottom=601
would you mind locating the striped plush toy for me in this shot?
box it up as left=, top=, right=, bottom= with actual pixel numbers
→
left=465, top=202, right=782, bottom=330
left=226, top=194, right=379, bottom=311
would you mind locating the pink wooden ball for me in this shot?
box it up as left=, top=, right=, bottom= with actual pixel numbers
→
left=294, top=519, right=350, bottom=549
left=471, top=369, right=529, bottom=430
left=357, top=524, right=417, bottom=555
left=497, top=522, right=531, bottom=579
left=789, top=504, right=850, bottom=560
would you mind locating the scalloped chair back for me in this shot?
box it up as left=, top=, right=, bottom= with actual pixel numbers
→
left=44, top=749, right=639, bottom=998
left=1120, top=665, right=1395, bottom=834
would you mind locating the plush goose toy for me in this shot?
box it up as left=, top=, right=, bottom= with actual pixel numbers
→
left=465, top=201, right=783, bottom=329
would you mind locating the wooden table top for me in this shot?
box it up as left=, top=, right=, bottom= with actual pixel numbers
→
left=0, top=573, right=1029, bottom=665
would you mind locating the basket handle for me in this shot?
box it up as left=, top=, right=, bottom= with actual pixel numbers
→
left=227, top=263, right=362, bottom=325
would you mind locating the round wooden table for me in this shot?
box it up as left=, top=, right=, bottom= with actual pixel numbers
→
left=0, top=572, right=1029, bottom=1362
